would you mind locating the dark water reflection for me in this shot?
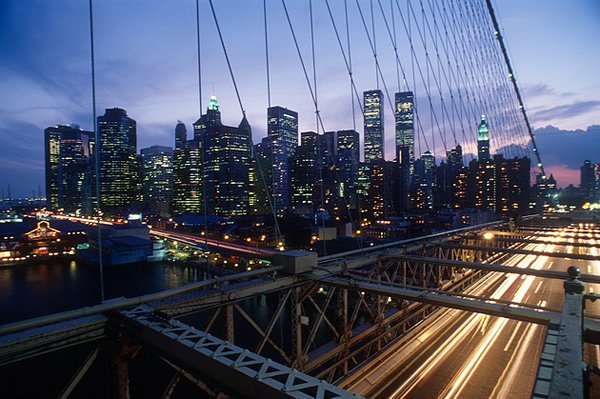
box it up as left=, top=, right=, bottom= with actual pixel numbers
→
left=0, top=258, right=204, bottom=324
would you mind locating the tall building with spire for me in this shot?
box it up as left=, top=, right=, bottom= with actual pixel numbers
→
left=97, top=108, right=139, bottom=213
left=477, top=115, right=490, bottom=162
left=363, top=90, right=385, bottom=163
left=194, top=94, right=252, bottom=216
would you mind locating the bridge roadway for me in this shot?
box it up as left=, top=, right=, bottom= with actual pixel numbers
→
left=341, top=226, right=600, bottom=399
left=150, top=228, right=276, bottom=259
left=2, top=219, right=599, bottom=397
left=48, top=213, right=276, bottom=259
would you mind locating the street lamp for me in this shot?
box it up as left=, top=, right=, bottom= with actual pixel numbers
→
left=483, top=232, right=494, bottom=240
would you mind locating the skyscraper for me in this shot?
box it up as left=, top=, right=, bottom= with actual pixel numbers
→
left=291, top=131, right=319, bottom=213
left=363, top=90, right=385, bottom=163
left=195, top=94, right=252, bottom=216
left=581, top=160, right=595, bottom=200
left=140, top=145, right=173, bottom=215
left=97, top=108, right=139, bottom=213
left=172, top=122, right=202, bottom=214
left=395, top=91, right=415, bottom=168
left=44, top=124, right=93, bottom=212
left=267, top=106, right=298, bottom=213
left=251, top=138, right=274, bottom=215
left=394, top=92, right=414, bottom=214
left=477, top=115, right=490, bottom=162
left=446, top=144, right=464, bottom=169
left=175, top=120, right=187, bottom=150
left=411, top=151, right=436, bottom=210
left=494, top=155, right=530, bottom=215
left=336, top=130, right=360, bottom=210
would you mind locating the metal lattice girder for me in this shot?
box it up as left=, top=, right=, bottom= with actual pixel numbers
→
left=440, top=243, right=600, bottom=262
left=0, top=314, right=106, bottom=366
left=315, top=221, right=511, bottom=272
left=120, top=305, right=362, bottom=399
left=491, top=236, right=600, bottom=249
left=155, top=275, right=298, bottom=316
left=316, top=276, right=600, bottom=341
left=389, top=255, right=600, bottom=284
left=317, top=276, right=559, bottom=325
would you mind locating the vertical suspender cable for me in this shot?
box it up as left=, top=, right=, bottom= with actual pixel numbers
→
left=209, top=0, right=281, bottom=245
left=88, top=0, right=104, bottom=303
left=310, top=0, right=319, bottom=134
left=391, top=0, right=400, bottom=91
left=196, top=0, right=203, bottom=112
left=196, top=0, right=208, bottom=247
left=309, top=0, right=327, bottom=255
left=344, top=0, right=356, bottom=132
left=264, top=0, right=271, bottom=109
left=263, top=0, right=280, bottom=244
left=208, top=0, right=246, bottom=117
left=370, top=0, right=379, bottom=89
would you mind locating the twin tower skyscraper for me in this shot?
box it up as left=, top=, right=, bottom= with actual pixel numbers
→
left=364, top=89, right=415, bottom=168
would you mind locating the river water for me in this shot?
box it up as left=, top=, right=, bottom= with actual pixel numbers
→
left=0, top=258, right=206, bottom=324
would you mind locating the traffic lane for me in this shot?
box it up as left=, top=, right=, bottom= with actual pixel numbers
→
left=379, top=241, right=567, bottom=398
left=373, top=253, right=541, bottom=398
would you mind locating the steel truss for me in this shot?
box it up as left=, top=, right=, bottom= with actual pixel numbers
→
left=4, top=218, right=599, bottom=397
left=119, top=305, right=361, bottom=399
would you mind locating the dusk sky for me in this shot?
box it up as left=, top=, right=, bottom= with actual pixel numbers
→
left=1, top=0, right=599, bottom=197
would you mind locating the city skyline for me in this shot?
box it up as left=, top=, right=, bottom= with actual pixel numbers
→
left=1, top=0, right=599, bottom=196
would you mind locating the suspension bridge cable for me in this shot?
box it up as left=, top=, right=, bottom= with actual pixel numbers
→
left=370, top=0, right=379, bottom=89
left=88, top=0, right=104, bottom=303
left=430, top=0, right=464, bottom=151
left=196, top=0, right=209, bottom=247
left=464, top=0, right=515, bottom=159
left=471, top=1, right=520, bottom=159
left=282, top=0, right=359, bottom=252
left=484, top=0, right=546, bottom=176
left=208, top=0, right=281, bottom=245
left=370, top=0, right=432, bottom=158
left=309, top=0, right=328, bottom=255
left=448, top=0, right=492, bottom=156
left=324, top=0, right=365, bottom=116
left=459, top=0, right=512, bottom=158
left=263, top=0, right=279, bottom=240
left=407, top=0, right=421, bottom=157
left=196, top=0, right=203, bottom=112
left=458, top=0, right=516, bottom=160
left=417, top=0, right=467, bottom=149
left=443, top=0, right=480, bottom=159
left=264, top=0, right=271, bottom=109
left=473, top=0, right=531, bottom=160
left=393, top=0, right=449, bottom=150
left=208, top=0, right=246, bottom=117
left=406, top=0, right=457, bottom=151
left=344, top=0, right=357, bottom=132
left=435, top=0, right=475, bottom=159
left=390, top=0, right=401, bottom=91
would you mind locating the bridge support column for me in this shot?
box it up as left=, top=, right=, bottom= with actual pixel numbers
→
left=291, top=286, right=304, bottom=370
left=225, top=304, right=234, bottom=344
left=113, top=335, right=141, bottom=399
